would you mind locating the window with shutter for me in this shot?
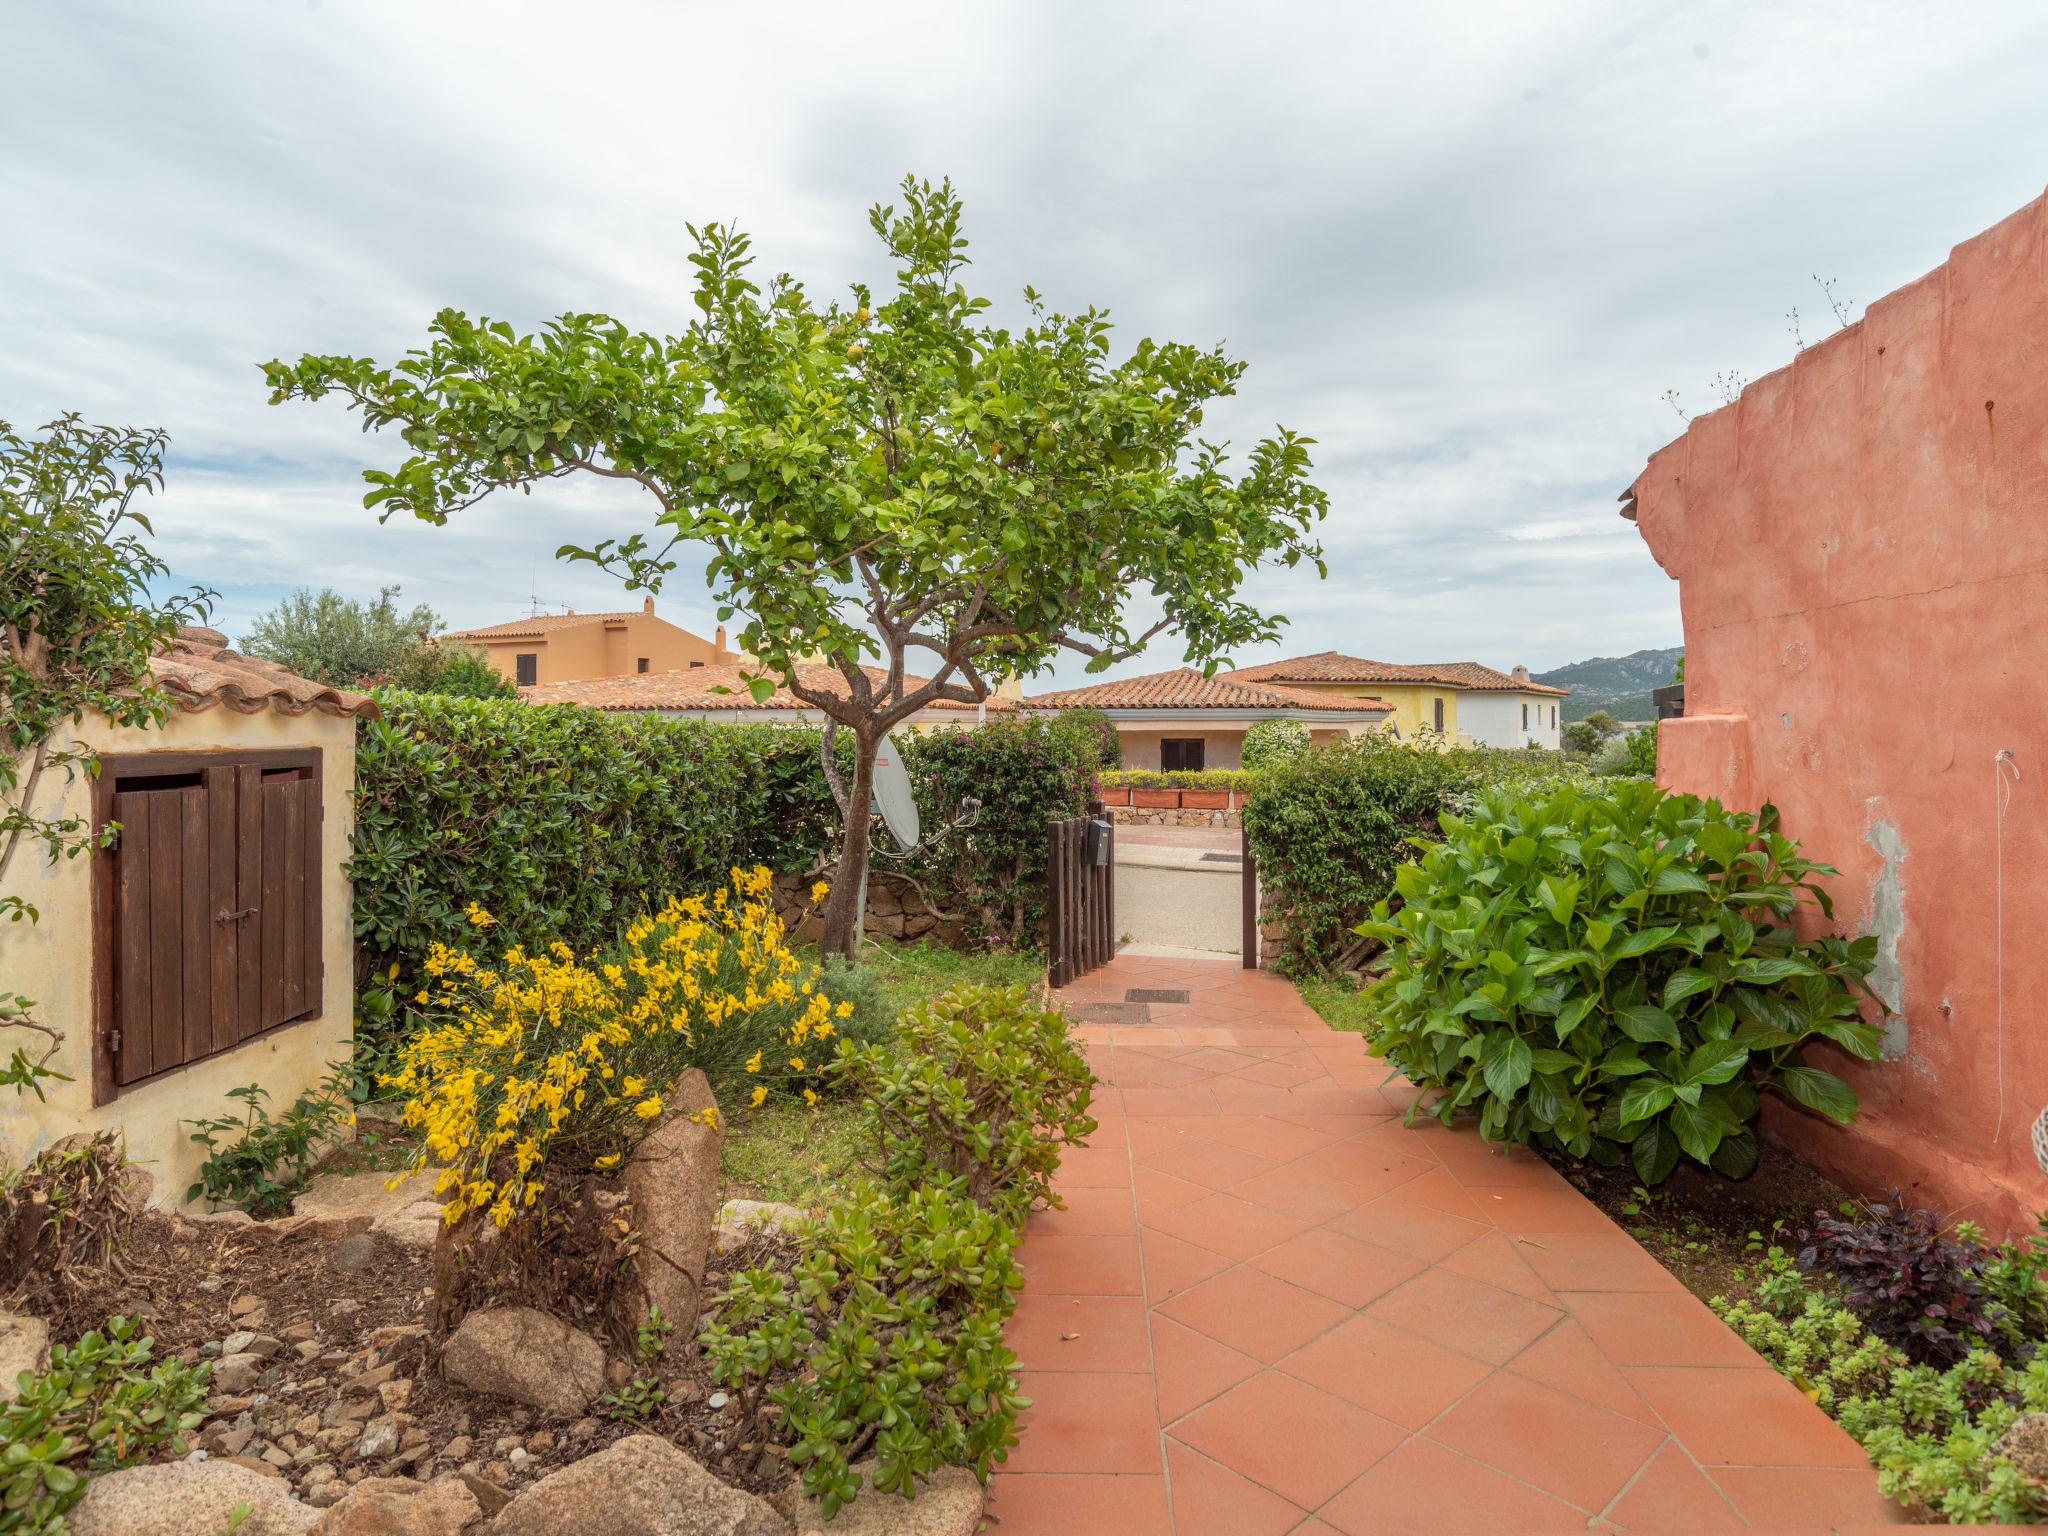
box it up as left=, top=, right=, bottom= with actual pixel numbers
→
left=1433, top=697, right=1445, bottom=732
left=515, top=653, right=538, bottom=686
left=1160, top=738, right=1206, bottom=772
left=92, top=749, right=323, bottom=1102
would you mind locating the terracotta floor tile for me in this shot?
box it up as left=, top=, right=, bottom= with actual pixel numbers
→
left=1292, top=1142, right=1438, bottom=1202
left=1140, top=1227, right=1236, bottom=1305
left=986, top=1473, right=1174, bottom=1535
left=1121, top=1087, right=1222, bottom=1117
left=1008, top=1294, right=1152, bottom=1374
left=1327, top=1190, right=1490, bottom=1262
left=1134, top=1164, right=1214, bottom=1221
left=1032, top=1183, right=1138, bottom=1238
left=1479, top=1182, right=1629, bottom=1233
left=1604, top=1441, right=1746, bottom=1532
left=1249, top=1227, right=1425, bottom=1309
left=1164, top=1439, right=1307, bottom=1536
left=1516, top=1230, right=1689, bottom=1293
left=1382, top=1164, right=1497, bottom=1222
left=1436, top=1230, right=1559, bottom=1305
left=1147, top=1191, right=1309, bottom=1261
left=1366, top=1267, right=1562, bottom=1366
left=1318, top=1434, right=1588, bottom=1535
left=1007, top=1371, right=1161, bottom=1475
left=1710, top=1465, right=1908, bottom=1528
left=1170, top=1372, right=1405, bottom=1510
left=1203, top=1113, right=1337, bottom=1162
left=1286, top=1522, right=1346, bottom=1536
left=1017, top=1234, right=1144, bottom=1296
left=1425, top=1370, right=1665, bottom=1511
left=1230, top=1163, right=1375, bottom=1225
left=1565, top=1292, right=1764, bottom=1368
left=1278, top=1313, right=1493, bottom=1429
left=1506, top=1319, right=1660, bottom=1425
left=1054, top=1143, right=1134, bottom=1188
left=1623, top=1366, right=1873, bottom=1469
left=1152, top=1316, right=1262, bottom=1424
left=1140, top=1136, right=1278, bottom=1192
left=1156, top=1266, right=1351, bottom=1364
left=1230, top=1055, right=1329, bottom=1089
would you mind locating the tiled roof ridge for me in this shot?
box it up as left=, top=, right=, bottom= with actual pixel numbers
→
left=148, top=626, right=379, bottom=719
left=1022, top=665, right=1392, bottom=714
left=522, top=660, right=1014, bottom=713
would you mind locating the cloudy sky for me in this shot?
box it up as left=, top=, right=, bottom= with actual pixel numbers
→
left=7, top=3, right=2046, bottom=687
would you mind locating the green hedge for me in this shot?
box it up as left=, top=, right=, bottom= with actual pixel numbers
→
left=1241, top=737, right=1583, bottom=974
left=1099, top=768, right=1255, bottom=790
left=350, top=698, right=1093, bottom=1047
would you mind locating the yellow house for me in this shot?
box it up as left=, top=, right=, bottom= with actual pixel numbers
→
left=446, top=598, right=737, bottom=688
left=1224, top=654, right=1567, bottom=749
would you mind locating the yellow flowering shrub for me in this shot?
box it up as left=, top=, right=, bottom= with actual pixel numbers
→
left=385, top=867, right=856, bottom=1231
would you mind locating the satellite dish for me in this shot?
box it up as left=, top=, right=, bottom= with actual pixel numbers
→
left=870, top=732, right=921, bottom=848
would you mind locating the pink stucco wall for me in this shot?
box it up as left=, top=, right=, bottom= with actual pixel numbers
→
left=1629, top=190, right=2047, bottom=1234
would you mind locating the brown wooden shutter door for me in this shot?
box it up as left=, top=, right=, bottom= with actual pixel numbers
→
left=111, top=782, right=212, bottom=1087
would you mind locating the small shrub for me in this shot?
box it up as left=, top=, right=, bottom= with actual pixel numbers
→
left=0, top=1134, right=134, bottom=1311
left=700, top=1180, right=1028, bottom=1518
left=1800, top=1195, right=2005, bottom=1365
left=813, top=957, right=898, bottom=1053
left=386, top=869, right=856, bottom=1234
left=1053, top=708, right=1121, bottom=772
left=1362, top=780, right=1885, bottom=1182
left=1715, top=1253, right=2048, bottom=1524
left=834, top=985, right=1096, bottom=1225
left=0, top=1317, right=211, bottom=1536
left=600, top=1307, right=674, bottom=1421
left=1241, top=717, right=1312, bottom=772
left=1617, top=722, right=1658, bottom=777
left=186, top=1074, right=353, bottom=1217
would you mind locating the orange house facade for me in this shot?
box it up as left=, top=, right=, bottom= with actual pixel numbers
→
left=1628, top=190, right=2046, bottom=1233
left=446, top=598, right=737, bottom=688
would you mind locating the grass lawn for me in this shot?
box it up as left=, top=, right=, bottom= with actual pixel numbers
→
left=1293, top=971, right=1377, bottom=1034
left=718, top=937, right=1044, bottom=1207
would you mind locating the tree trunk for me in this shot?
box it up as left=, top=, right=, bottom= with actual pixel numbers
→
left=817, top=735, right=877, bottom=961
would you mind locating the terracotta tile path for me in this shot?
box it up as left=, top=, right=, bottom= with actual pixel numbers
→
left=987, top=953, right=1904, bottom=1535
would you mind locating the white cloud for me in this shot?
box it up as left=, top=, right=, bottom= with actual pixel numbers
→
left=4, top=0, right=2045, bottom=682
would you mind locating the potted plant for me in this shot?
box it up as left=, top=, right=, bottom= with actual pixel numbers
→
left=1096, top=772, right=1133, bottom=807
left=1127, top=770, right=1178, bottom=808
left=1178, top=770, right=1235, bottom=810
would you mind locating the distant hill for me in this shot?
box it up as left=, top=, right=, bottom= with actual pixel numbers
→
left=1534, top=646, right=1682, bottom=723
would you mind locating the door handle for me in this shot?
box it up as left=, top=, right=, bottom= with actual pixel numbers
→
left=216, top=906, right=256, bottom=924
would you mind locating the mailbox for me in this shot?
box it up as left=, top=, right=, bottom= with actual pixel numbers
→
left=1084, top=817, right=1113, bottom=866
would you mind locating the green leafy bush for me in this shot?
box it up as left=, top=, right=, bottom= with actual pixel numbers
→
left=700, top=1181, right=1027, bottom=1519
left=1242, top=735, right=1580, bottom=973
left=1051, top=708, right=1121, bottom=772
left=0, top=1317, right=211, bottom=1536
left=835, top=985, right=1097, bottom=1225
left=1716, top=1251, right=2048, bottom=1524
left=186, top=1075, right=352, bottom=1217
left=1616, top=723, right=1658, bottom=777
left=1361, top=780, right=1884, bottom=1182
left=1241, top=717, right=1312, bottom=772
left=702, top=983, right=1096, bottom=1515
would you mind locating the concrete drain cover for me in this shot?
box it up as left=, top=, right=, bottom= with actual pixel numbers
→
left=1064, top=1001, right=1153, bottom=1024
left=1199, top=852, right=1243, bottom=863
left=1125, top=988, right=1191, bottom=1004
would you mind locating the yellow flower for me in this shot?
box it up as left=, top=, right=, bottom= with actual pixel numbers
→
left=810, top=880, right=830, bottom=903
left=788, top=1056, right=805, bottom=1072
left=465, top=902, right=495, bottom=927
left=803, top=1087, right=819, bottom=1107
left=745, top=1050, right=762, bottom=1074
left=634, top=1096, right=664, bottom=1120
left=595, top=1152, right=621, bottom=1169
left=750, top=1085, right=768, bottom=1107
left=622, top=1076, right=646, bottom=1097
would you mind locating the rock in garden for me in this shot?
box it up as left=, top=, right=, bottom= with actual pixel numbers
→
left=441, top=1306, right=606, bottom=1417
left=372, top=1200, right=446, bottom=1250
left=66, top=1458, right=317, bottom=1535
left=775, top=1460, right=984, bottom=1535
left=356, top=1413, right=401, bottom=1459
left=490, top=1435, right=786, bottom=1536
left=711, top=1199, right=808, bottom=1254
left=1993, top=1412, right=2048, bottom=1483
left=294, top=1169, right=445, bottom=1238
left=624, top=1069, right=725, bottom=1344
left=309, top=1474, right=483, bottom=1536
left=0, top=1311, right=50, bottom=1403
left=214, top=1350, right=268, bottom=1392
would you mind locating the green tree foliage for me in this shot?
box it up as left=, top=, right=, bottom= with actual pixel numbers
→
left=1240, top=717, right=1313, bottom=772
left=240, top=584, right=513, bottom=697
left=1240, top=736, right=1580, bottom=973
left=1616, top=722, right=1659, bottom=777
left=1362, top=780, right=1884, bottom=1183
left=1051, top=708, right=1121, bottom=772
left=263, top=176, right=1328, bottom=957
left=0, top=416, right=211, bottom=1096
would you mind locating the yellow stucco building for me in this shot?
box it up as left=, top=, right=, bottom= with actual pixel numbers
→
left=446, top=598, right=737, bottom=688
left=1224, top=654, right=1567, bottom=749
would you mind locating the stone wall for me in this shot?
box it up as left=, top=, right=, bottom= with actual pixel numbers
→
left=769, top=872, right=971, bottom=949
left=1109, top=805, right=1242, bottom=830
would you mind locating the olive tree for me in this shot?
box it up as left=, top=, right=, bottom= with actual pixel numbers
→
left=1, top=416, right=212, bottom=1091
left=263, top=177, right=1328, bottom=957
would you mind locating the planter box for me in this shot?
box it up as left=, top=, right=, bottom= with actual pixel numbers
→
left=1180, top=788, right=1230, bottom=809
left=1097, top=784, right=1132, bottom=806
left=1131, top=787, right=1181, bottom=809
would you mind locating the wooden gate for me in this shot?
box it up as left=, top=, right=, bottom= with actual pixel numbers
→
left=1046, top=800, right=1115, bottom=988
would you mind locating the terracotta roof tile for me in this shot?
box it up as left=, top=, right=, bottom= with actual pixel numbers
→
left=522, top=662, right=1015, bottom=714
left=1224, top=651, right=1567, bottom=696
left=148, top=628, right=379, bottom=719
left=1022, top=666, right=1391, bottom=714
left=445, top=610, right=647, bottom=640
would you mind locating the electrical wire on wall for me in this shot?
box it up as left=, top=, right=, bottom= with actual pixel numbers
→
left=1989, top=748, right=2018, bottom=1149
